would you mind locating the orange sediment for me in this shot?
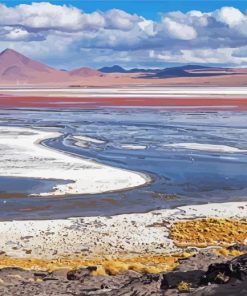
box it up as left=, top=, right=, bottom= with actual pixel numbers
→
left=170, top=218, right=247, bottom=247
left=0, top=254, right=191, bottom=275
left=214, top=248, right=244, bottom=257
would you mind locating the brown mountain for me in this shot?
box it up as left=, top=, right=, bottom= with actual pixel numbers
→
left=69, top=67, right=104, bottom=77
left=0, top=48, right=104, bottom=86
left=0, top=48, right=73, bottom=85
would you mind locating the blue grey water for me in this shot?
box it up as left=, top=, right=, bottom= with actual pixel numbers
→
left=0, top=107, right=247, bottom=220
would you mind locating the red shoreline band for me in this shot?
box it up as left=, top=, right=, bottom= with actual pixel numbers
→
left=0, top=96, right=246, bottom=110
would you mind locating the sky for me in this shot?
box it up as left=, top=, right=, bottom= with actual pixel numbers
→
left=1, top=0, right=247, bottom=69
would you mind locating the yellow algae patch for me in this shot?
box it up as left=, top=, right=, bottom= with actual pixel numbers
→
left=0, top=254, right=182, bottom=275
left=214, top=248, right=244, bottom=257
left=93, top=255, right=179, bottom=275
left=177, top=281, right=190, bottom=293
left=170, top=218, right=247, bottom=247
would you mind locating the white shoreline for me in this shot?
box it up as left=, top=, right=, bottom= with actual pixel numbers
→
left=2, top=87, right=247, bottom=98
left=1, top=201, right=247, bottom=260
left=73, top=135, right=105, bottom=144
left=163, top=143, right=247, bottom=153
left=0, top=126, right=150, bottom=196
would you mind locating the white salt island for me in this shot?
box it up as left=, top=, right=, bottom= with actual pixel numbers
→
left=0, top=126, right=150, bottom=196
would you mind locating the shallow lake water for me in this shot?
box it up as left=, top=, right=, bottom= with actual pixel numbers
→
left=0, top=107, right=247, bottom=220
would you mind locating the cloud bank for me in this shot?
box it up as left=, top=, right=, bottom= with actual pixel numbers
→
left=0, top=2, right=247, bottom=68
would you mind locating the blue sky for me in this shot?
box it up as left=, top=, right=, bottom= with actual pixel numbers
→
left=4, top=0, right=247, bottom=19
left=2, top=0, right=247, bottom=20
left=1, top=1, right=247, bottom=69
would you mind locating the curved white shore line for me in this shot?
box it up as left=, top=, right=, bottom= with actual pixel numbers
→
left=0, top=201, right=246, bottom=259
left=163, top=143, right=247, bottom=153
left=0, top=126, right=150, bottom=196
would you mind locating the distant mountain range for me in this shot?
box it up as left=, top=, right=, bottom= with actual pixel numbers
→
left=99, top=64, right=234, bottom=78
left=0, top=48, right=247, bottom=86
left=151, top=65, right=232, bottom=78
left=98, top=65, right=157, bottom=73
left=69, top=67, right=103, bottom=77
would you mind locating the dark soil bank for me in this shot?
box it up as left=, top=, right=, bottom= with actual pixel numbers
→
left=1, top=247, right=247, bottom=296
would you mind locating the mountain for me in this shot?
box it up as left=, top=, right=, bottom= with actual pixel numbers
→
left=69, top=67, right=104, bottom=77
left=99, top=65, right=127, bottom=73
left=151, top=65, right=231, bottom=78
left=0, top=48, right=75, bottom=85
left=99, top=65, right=158, bottom=73
left=0, top=49, right=247, bottom=86
left=126, top=68, right=158, bottom=73
left=0, top=48, right=104, bottom=85
left=173, top=65, right=213, bottom=71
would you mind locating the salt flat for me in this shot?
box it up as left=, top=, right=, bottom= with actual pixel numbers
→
left=0, top=126, right=149, bottom=196
left=2, top=86, right=247, bottom=97
left=1, top=201, right=247, bottom=260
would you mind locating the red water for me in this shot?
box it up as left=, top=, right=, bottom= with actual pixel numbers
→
left=0, top=95, right=247, bottom=110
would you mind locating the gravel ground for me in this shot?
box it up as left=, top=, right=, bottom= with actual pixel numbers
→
left=0, top=248, right=246, bottom=296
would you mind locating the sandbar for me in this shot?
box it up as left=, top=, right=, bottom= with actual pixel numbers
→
left=163, top=143, right=247, bottom=153
left=73, top=135, right=105, bottom=144
left=0, top=126, right=149, bottom=196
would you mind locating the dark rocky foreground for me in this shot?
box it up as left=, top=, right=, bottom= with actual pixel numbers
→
left=1, top=247, right=247, bottom=296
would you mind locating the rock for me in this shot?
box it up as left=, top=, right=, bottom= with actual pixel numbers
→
left=81, top=270, right=142, bottom=292
left=33, top=271, right=49, bottom=278
left=227, top=243, right=247, bottom=252
left=51, top=268, right=70, bottom=279
left=176, top=251, right=227, bottom=273
left=105, top=273, right=162, bottom=296
left=201, top=253, right=247, bottom=285
left=67, top=266, right=97, bottom=281
left=195, top=280, right=247, bottom=296
left=0, top=267, right=24, bottom=273
left=1, top=251, right=247, bottom=295
left=201, top=262, right=231, bottom=284
left=141, top=273, right=160, bottom=284
left=161, top=270, right=204, bottom=289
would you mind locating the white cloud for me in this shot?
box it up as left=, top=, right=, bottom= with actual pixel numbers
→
left=0, top=3, right=140, bottom=32
left=150, top=48, right=247, bottom=66
left=0, top=2, right=247, bottom=68
left=214, top=7, right=245, bottom=28
left=105, top=9, right=141, bottom=31
left=4, top=27, right=31, bottom=41
left=162, top=17, right=197, bottom=40
left=0, top=3, right=82, bottom=30
left=19, top=3, right=83, bottom=29
left=138, top=20, right=155, bottom=36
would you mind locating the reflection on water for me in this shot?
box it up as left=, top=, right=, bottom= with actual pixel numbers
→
left=0, top=107, right=247, bottom=220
